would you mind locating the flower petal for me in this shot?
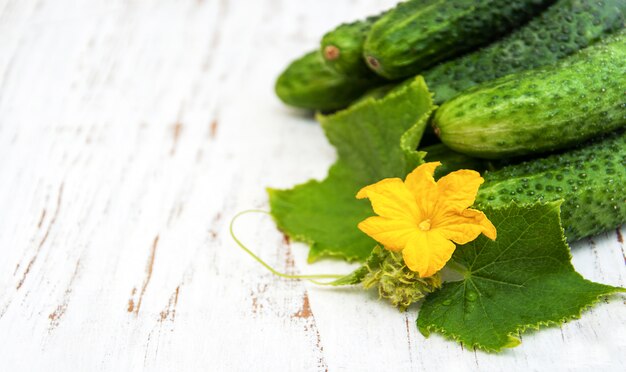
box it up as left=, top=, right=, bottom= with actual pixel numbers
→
left=434, top=208, right=497, bottom=245
left=402, top=231, right=456, bottom=278
left=357, top=216, right=418, bottom=251
left=404, top=162, right=440, bottom=218
left=356, top=178, right=419, bottom=221
left=435, top=169, right=484, bottom=212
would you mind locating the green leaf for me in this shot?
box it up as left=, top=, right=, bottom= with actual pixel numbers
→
left=269, top=77, right=435, bottom=262
left=417, top=202, right=624, bottom=352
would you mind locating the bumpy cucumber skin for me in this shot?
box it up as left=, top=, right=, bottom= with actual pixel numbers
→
left=476, top=131, right=626, bottom=241
left=364, top=0, right=555, bottom=79
left=425, top=0, right=626, bottom=104
left=275, top=51, right=380, bottom=111
left=321, top=14, right=382, bottom=77
left=432, top=30, right=626, bottom=159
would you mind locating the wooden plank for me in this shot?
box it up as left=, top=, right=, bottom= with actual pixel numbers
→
left=0, top=0, right=623, bottom=370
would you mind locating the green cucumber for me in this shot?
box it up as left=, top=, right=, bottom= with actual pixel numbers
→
left=275, top=51, right=381, bottom=111
left=425, top=0, right=626, bottom=104
left=476, top=130, right=626, bottom=241
left=432, top=30, right=626, bottom=159
left=364, top=0, right=555, bottom=79
left=321, top=14, right=383, bottom=77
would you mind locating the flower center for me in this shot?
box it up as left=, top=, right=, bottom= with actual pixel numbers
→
left=418, top=219, right=432, bottom=231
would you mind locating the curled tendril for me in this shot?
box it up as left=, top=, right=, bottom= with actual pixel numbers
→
left=230, top=209, right=345, bottom=285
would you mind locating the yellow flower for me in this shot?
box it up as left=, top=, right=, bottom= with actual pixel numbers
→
left=356, top=162, right=496, bottom=278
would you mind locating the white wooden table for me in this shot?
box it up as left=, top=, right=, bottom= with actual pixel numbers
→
left=0, top=0, right=624, bottom=370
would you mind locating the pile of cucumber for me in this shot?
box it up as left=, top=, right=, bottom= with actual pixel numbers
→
left=275, top=0, right=626, bottom=242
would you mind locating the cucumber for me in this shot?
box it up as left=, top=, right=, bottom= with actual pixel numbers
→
left=432, top=30, right=626, bottom=159
left=425, top=0, right=626, bottom=104
left=363, top=0, right=555, bottom=79
left=476, top=130, right=626, bottom=241
left=275, top=51, right=381, bottom=111
left=321, top=14, right=383, bottom=77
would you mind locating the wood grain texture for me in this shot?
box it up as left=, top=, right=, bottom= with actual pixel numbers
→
left=0, top=0, right=624, bottom=370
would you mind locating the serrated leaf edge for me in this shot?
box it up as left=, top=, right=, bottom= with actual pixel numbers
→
left=267, top=76, right=435, bottom=262
left=418, top=286, right=624, bottom=353
left=418, top=200, right=625, bottom=352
